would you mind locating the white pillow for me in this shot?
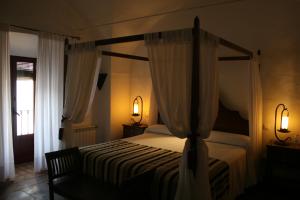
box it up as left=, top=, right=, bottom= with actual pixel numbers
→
left=205, top=130, right=250, bottom=149
left=145, top=124, right=172, bottom=135
left=146, top=125, right=250, bottom=148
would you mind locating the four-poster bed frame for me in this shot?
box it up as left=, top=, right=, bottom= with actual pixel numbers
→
left=101, top=50, right=252, bottom=62
left=58, top=17, right=260, bottom=200
left=67, top=17, right=253, bottom=61
left=65, top=16, right=255, bottom=173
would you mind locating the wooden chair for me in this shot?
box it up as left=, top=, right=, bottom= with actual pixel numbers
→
left=45, top=147, right=121, bottom=200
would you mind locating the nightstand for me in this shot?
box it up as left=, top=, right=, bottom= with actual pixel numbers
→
left=122, top=124, right=148, bottom=138
left=266, top=143, right=300, bottom=186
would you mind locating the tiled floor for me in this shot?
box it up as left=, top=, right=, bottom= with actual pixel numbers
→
left=2, top=163, right=298, bottom=200
left=0, top=162, right=66, bottom=200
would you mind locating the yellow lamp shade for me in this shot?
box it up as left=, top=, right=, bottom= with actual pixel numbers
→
left=133, top=102, right=139, bottom=115
left=274, top=104, right=291, bottom=144
left=132, top=96, right=143, bottom=124
left=281, top=116, right=289, bottom=130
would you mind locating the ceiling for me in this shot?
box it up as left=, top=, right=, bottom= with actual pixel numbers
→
left=0, top=0, right=219, bottom=37
left=1, top=0, right=300, bottom=52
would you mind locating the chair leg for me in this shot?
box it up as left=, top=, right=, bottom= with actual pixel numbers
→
left=49, top=191, right=54, bottom=200
left=49, top=183, right=54, bottom=200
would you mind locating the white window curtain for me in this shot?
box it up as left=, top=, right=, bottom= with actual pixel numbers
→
left=0, top=26, right=15, bottom=181
left=34, top=33, right=64, bottom=172
left=248, top=59, right=263, bottom=185
left=145, top=29, right=219, bottom=200
left=62, top=42, right=101, bottom=148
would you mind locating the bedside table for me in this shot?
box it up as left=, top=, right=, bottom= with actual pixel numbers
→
left=266, top=143, right=300, bottom=185
left=122, top=124, right=148, bottom=138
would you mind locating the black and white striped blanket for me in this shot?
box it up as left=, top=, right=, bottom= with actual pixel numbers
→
left=80, top=140, right=229, bottom=200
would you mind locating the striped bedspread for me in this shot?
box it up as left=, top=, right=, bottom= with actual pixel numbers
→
left=80, top=140, right=229, bottom=200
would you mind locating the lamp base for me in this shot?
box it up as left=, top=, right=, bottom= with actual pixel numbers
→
left=131, top=122, right=141, bottom=126
left=273, top=140, right=291, bottom=146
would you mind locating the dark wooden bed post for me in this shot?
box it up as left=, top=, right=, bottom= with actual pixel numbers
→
left=188, top=16, right=200, bottom=175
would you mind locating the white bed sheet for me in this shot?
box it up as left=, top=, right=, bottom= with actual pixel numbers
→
left=123, top=131, right=247, bottom=199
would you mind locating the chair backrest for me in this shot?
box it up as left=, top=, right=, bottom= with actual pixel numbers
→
left=45, top=147, right=82, bottom=181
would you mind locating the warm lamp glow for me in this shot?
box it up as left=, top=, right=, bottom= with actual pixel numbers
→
left=132, top=96, right=143, bottom=125
left=274, top=103, right=291, bottom=145
left=133, top=102, right=139, bottom=115
left=281, top=116, right=289, bottom=130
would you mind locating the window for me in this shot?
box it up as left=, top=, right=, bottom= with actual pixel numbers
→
left=16, top=62, right=34, bottom=135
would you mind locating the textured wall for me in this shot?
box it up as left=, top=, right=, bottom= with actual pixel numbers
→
left=80, top=0, right=300, bottom=146
left=9, top=32, right=38, bottom=58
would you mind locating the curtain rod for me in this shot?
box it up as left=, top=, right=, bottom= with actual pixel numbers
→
left=10, top=24, right=80, bottom=40
left=102, top=50, right=252, bottom=62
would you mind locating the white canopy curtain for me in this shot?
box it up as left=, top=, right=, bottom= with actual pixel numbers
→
left=61, top=42, right=101, bottom=148
left=34, top=33, right=65, bottom=172
left=0, top=26, right=15, bottom=180
left=145, top=29, right=219, bottom=200
left=248, top=59, right=263, bottom=185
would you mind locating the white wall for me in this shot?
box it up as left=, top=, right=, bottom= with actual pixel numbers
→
left=81, top=0, right=300, bottom=147
left=261, top=49, right=300, bottom=146
left=91, top=46, right=132, bottom=141
left=92, top=0, right=300, bottom=147
left=129, top=61, right=152, bottom=124
left=218, top=61, right=249, bottom=120
left=9, top=32, right=38, bottom=58
left=110, top=59, right=131, bottom=140
left=93, top=55, right=112, bottom=142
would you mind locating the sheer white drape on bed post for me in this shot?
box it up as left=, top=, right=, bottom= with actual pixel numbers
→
left=145, top=17, right=219, bottom=200
left=61, top=42, right=101, bottom=148
left=34, top=33, right=65, bottom=172
left=148, top=89, right=158, bottom=125
left=0, top=26, right=15, bottom=180
left=248, top=58, right=263, bottom=185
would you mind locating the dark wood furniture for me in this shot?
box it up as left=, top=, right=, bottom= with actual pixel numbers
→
left=158, top=101, right=249, bottom=136
left=69, top=17, right=254, bottom=60
left=122, top=124, right=148, bottom=138
left=266, top=142, right=300, bottom=187
left=213, top=102, right=249, bottom=135
left=45, top=147, right=121, bottom=200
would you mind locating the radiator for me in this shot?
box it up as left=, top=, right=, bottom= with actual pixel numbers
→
left=71, top=126, right=97, bottom=147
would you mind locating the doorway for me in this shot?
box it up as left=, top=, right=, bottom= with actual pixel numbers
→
left=10, top=56, right=36, bottom=164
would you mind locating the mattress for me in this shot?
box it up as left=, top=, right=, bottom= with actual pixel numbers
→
left=80, top=140, right=229, bottom=200
left=124, top=127, right=248, bottom=199
left=80, top=125, right=248, bottom=200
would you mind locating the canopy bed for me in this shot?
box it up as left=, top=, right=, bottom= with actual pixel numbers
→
left=61, top=16, right=262, bottom=200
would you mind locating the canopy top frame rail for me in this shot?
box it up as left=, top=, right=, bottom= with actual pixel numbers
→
left=102, top=50, right=252, bottom=62
left=68, top=17, right=253, bottom=58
